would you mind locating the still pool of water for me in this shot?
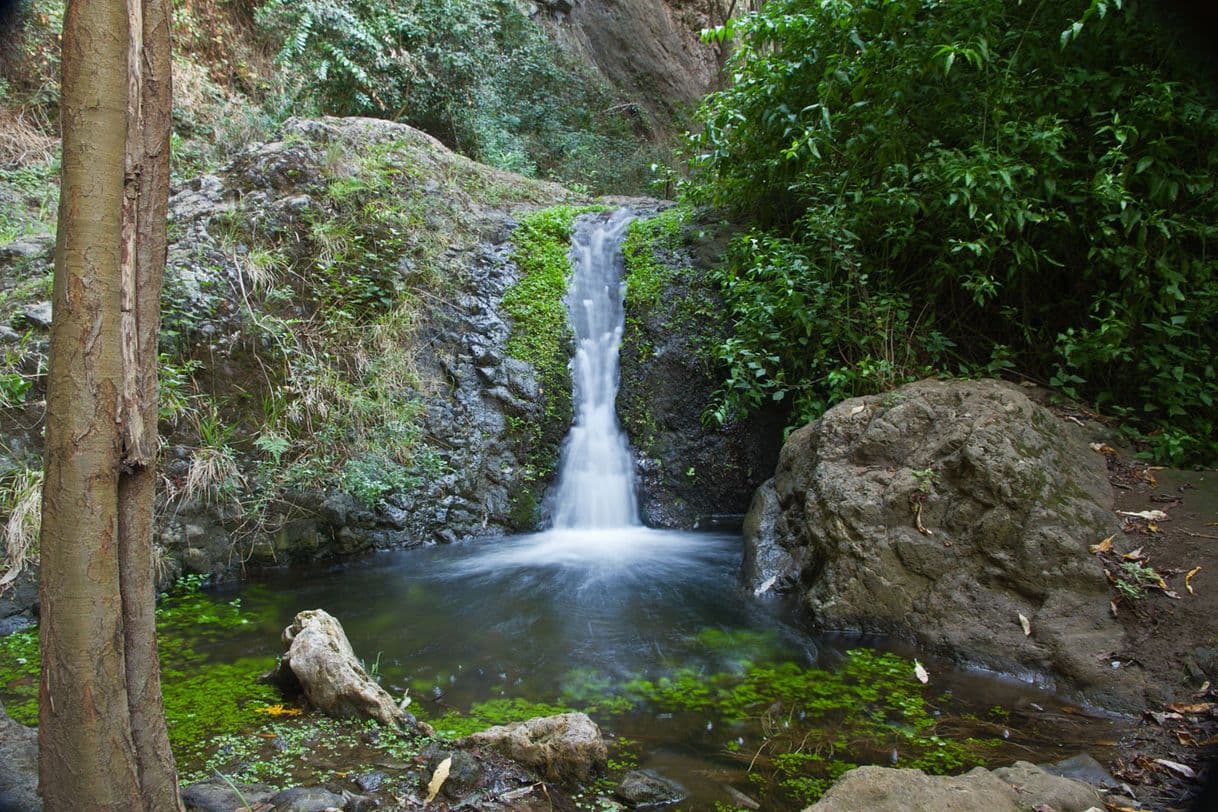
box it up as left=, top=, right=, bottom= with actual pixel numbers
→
left=190, top=527, right=1125, bottom=808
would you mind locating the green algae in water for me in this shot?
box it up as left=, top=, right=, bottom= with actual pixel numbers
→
left=0, top=577, right=280, bottom=763
left=559, top=643, right=994, bottom=807
left=184, top=715, right=427, bottom=789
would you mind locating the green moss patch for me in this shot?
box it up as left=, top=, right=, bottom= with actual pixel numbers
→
left=428, top=697, right=573, bottom=739
left=500, top=204, right=605, bottom=528
left=0, top=577, right=282, bottom=768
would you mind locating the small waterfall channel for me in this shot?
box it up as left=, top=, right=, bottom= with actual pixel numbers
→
left=551, top=209, right=639, bottom=529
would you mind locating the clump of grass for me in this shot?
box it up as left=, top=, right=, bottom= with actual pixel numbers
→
left=0, top=466, right=42, bottom=591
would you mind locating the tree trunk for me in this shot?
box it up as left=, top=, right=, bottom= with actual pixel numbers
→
left=118, top=0, right=183, bottom=806
left=39, top=0, right=181, bottom=808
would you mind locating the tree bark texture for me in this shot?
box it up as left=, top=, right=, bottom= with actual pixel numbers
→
left=39, top=0, right=181, bottom=808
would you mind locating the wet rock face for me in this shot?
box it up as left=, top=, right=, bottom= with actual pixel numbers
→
left=808, top=763, right=1104, bottom=812
left=615, top=769, right=687, bottom=807
left=616, top=215, right=786, bottom=529
left=461, top=712, right=608, bottom=784
left=743, top=379, right=1142, bottom=709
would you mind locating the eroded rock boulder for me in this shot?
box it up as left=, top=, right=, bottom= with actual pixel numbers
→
left=264, top=609, right=429, bottom=733
left=806, top=763, right=1104, bottom=811
left=744, top=379, right=1140, bottom=708
left=461, top=712, right=607, bottom=784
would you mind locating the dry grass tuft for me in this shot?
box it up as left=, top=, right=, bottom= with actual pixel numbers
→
left=181, top=446, right=245, bottom=508
left=1, top=467, right=42, bottom=592
left=0, top=105, right=56, bottom=167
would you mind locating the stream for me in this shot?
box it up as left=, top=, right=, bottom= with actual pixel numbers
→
left=0, top=210, right=1128, bottom=808
left=184, top=210, right=1124, bottom=806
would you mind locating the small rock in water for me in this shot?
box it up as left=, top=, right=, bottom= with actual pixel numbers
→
left=615, top=769, right=687, bottom=808
left=356, top=771, right=386, bottom=792
left=182, top=777, right=276, bottom=812
left=268, top=785, right=346, bottom=812
left=1039, top=753, right=1118, bottom=789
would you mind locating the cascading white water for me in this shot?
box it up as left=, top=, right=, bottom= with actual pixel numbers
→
left=550, top=209, right=639, bottom=529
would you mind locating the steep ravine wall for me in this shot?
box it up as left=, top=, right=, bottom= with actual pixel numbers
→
left=535, top=0, right=732, bottom=136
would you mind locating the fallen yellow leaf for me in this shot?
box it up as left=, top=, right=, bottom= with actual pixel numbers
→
left=1186, top=566, right=1201, bottom=595
left=1089, top=535, right=1115, bottom=555
left=255, top=704, right=302, bottom=717
left=426, top=756, right=452, bottom=803
left=1167, top=702, right=1216, bottom=714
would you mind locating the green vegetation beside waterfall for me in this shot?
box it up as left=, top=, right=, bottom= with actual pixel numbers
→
left=501, top=204, right=604, bottom=528
left=682, top=0, right=1218, bottom=463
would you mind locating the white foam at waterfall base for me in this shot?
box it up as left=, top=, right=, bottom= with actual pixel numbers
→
left=461, top=209, right=721, bottom=577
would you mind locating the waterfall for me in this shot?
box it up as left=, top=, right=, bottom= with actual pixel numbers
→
left=550, top=209, right=639, bottom=530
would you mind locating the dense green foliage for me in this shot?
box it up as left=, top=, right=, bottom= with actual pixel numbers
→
left=689, top=0, right=1217, bottom=462
left=255, top=0, right=658, bottom=192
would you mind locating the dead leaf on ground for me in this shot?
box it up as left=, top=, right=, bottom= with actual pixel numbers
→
left=1153, top=758, right=1196, bottom=779
left=1166, top=702, right=1216, bottom=715
left=1186, top=566, right=1201, bottom=595
left=1109, top=600, right=1119, bottom=617
left=1018, top=613, right=1032, bottom=636
left=1119, top=510, right=1168, bottom=521
left=1146, top=711, right=1184, bottom=725
left=849, top=404, right=866, bottom=416
left=1123, top=547, right=1144, bottom=561
left=913, top=659, right=929, bottom=684
left=426, top=756, right=452, bottom=803
left=1090, top=535, right=1115, bottom=554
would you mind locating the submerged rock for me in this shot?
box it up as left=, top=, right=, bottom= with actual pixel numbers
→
left=263, top=609, right=430, bottom=733
left=743, top=378, right=1141, bottom=708
left=461, top=712, right=607, bottom=784
left=615, top=769, right=687, bottom=807
left=268, top=785, right=347, bottom=811
left=182, top=777, right=276, bottom=811
left=807, top=762, right=1104, bottom=811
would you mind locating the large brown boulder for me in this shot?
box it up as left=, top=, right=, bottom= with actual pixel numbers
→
left=744, top=379, right=1141, bottom=708
left=461, top=712, right=607, bottom=784
left=264, top=609, right=430, bottom=733
left=806, top=762, right=1104, bottom=812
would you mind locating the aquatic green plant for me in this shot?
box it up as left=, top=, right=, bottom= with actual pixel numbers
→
left=561, top=641, right=994, bottom=806
left=0, top=576, right=282, bottom=765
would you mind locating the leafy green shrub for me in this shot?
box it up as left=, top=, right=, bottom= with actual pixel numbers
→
left=688, top=0, right=1218, bottom=462
left=255, top=0, right=653, bottom=192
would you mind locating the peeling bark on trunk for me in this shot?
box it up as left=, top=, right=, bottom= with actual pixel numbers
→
left=118, top=0, right=182, bottom=807
left=39, top=0, right=182, bottom=808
